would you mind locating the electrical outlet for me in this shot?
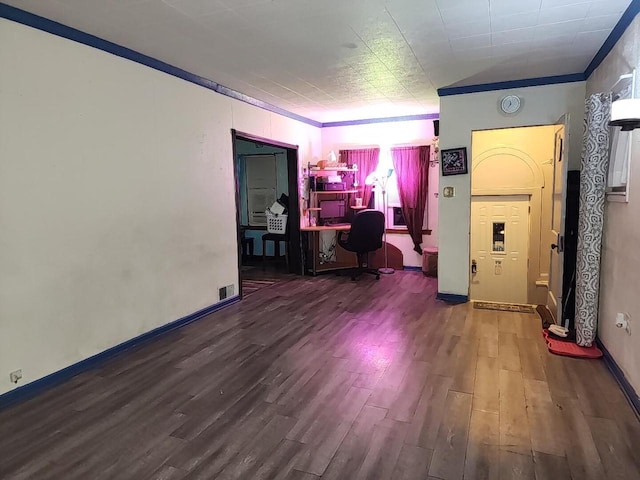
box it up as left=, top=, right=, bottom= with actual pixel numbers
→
left=226, top=284, right=234, bottom=297
left=10, top=369, right=22, bottom=384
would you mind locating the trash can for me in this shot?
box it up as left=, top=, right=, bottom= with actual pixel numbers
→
left=422, top=247, right=438, bottom=277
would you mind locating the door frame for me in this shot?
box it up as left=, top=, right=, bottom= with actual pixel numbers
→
left=231, top=130, right=302, bottom=300
left=470, top=124, right=562, bottom=306
left=470, top=193, right=532, bottom=303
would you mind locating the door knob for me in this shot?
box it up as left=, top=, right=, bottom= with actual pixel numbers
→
left=471, top=259, right=477, bottom=274
left=551, top=243, right=558, bottom=250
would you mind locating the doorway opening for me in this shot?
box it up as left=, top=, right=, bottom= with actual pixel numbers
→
left=469, top=124, right=562, bottom=306
left=231, top=130, right=302, bottom=300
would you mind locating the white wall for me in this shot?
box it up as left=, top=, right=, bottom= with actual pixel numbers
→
left=0, top=19, right=321, bottom=396
left=587, top=15, right=640, bottom=395
left=438, top=82, right=586, bottom=296
left=321, top=120, right=438, bottom=267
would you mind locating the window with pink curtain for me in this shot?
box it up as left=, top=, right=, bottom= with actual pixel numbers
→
left=339, top=148, right=380, bottom=207
left=391, top=145, right=430, bottom=254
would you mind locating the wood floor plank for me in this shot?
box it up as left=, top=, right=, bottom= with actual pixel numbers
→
left=532, top=451, right=572, bottom=480
left=476, top=309, right=499, bottom=358
left=404, top=374, right=454, bottom=449
left=518, top=337, right=546, bottom=381
left=498, top=311, right=522, bottom=335
left=554, top=396, right=606, bottom=480
left=537, top=343, right=576, bottom=400
left=518, top=313, right=541, bottom=339
left=473, top=355, right=499, bottom=414
left=283, top=470, right=320, bottom=480
left=464, top=409, right=499, bottom=480
left=499, top=450, right=535, bottom=479
left=216, top=415, right=298, bottom=480
left=321, top=405, right=387, bottom=480
left=353, top=420, right=407, bottom=480
left=524, top=379, right=565, bottom=456
left=388, top=361, right=430, bottom=422
left=150, top=465, right=188, bottom=480
left=294, top=386, right=371, bottom=476
left=390, top=444, right=432, bottom=480
left=586, top=415, right=640, bottom=480
left=427, top=391, right=473, bottom=480
left=499, top=331, right=522, bottom=372
left=477, top=333, right=499, bottom=358
left=1, top=271, right=639, bottom=480
left=450, top=334, right=480, bottom=394
left=499, top=369, right=531, bottom=456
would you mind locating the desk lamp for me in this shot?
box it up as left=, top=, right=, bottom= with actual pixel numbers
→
left=365, top=168, right=394, bottom=275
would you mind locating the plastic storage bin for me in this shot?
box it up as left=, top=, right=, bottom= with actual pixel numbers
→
left=266, top=210, right=288, bottom=234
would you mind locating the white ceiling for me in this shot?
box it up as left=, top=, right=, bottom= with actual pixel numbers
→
left=3, top=0, right=633, bottom=122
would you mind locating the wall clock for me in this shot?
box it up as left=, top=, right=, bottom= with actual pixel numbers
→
left=500, top=95, right=522, bottom=114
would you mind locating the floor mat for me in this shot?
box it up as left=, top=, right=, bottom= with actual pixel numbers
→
left=473, top=301, right=536, bottom=314
left=542, top=329, right=603, bottom=358
left=242, top=279, right=277, bottom=297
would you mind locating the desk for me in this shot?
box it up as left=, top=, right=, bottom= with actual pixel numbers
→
left=301, top=224, right=356, bottom=275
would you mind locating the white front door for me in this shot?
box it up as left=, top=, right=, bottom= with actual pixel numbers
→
left=547, top=117, right=569, bottom=323
left=470, top=195, right=530, bottom=304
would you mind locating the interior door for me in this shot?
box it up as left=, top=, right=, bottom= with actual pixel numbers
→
left=470, top=195, right=530, bottom=304
left=547, top=116, right=569, bottom=323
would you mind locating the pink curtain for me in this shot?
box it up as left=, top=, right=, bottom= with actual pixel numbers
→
left=391, top=146, right=430, bottom=254
left=339, top=148, right=379, bottom=207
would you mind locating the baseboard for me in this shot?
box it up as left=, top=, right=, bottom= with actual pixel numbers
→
left=0, top=296, right=239, bottom=409
left=436, top=292, right=469, bottom=304
left=597, top=338, right=640, bottom=420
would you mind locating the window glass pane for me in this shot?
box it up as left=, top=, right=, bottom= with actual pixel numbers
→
left=493, top=222, right=505, bottom=252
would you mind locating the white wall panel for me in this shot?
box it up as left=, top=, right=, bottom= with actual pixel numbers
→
left=0, top=19, right=320, bottom=395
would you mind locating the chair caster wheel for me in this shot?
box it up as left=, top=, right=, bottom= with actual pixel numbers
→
left=376, top=275, right=380, bottom=280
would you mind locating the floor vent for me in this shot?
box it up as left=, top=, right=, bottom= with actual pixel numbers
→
left=219, top=284, right=234, bottom=300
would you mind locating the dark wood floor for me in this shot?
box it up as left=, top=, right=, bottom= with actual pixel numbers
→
left=1, top=272, right=639, bottom=480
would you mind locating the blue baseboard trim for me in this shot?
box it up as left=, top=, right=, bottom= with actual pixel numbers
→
left=402, top=265, right=423, bottom=271
left=0, top=296, right=239, bottom=410
left=436, top=292, right=468, bottom=304
left=596, top=338, right=640, bottom=419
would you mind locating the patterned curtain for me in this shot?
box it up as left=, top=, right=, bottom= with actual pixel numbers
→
left=575, top=93, right=611, bottom=347
left=339, top=148, right=380, bottom=207
left=391, top=145, right=430, bottom=254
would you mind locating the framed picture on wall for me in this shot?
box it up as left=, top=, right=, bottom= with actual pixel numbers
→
left=441, top=147, right=468, bottom=176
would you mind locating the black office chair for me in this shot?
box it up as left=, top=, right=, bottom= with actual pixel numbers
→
left=338, top=209, right=385, bottom=280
